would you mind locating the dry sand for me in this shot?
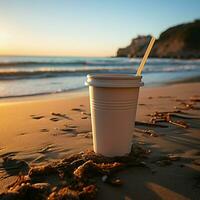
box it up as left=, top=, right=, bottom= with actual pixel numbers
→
left=0, top=82, right=200, bottom=199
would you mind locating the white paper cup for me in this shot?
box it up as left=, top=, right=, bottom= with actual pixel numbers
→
left=85, top=74, right=143, bottom=157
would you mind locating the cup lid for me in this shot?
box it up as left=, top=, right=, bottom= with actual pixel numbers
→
left=85, top=73, right=144, bottom=88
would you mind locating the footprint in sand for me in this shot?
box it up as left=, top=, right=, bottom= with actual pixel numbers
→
left=32, top=155, right=46, bottom=163
left=78, top=130, right=92, bottom=138
left=1, top=157, right=29, bottom=176
left=79, top=130, right=91, bottom=134
left=60, top=127, right=78, bottom=136
left=51, top=112, right=72, bottom=120
left=0, top=151, right=19, bottom=158
left=40, top=128, right=49, bottom=132
left=18, top=132, right=28, bottom=136
left=157, top=96, right=173, bottom=99
left=61, top=125, right=79, bottom=136
left=64, top=125, right=78, bottom=129
left=81, top=112, right=91, bottom=117
left=72, top=108, right=84, bottom=112
left=139, top=103, right=146, bottom=106
left=30, top=115, right=45, bottom=120
left=38, top=144, right=55, bottom=154
left=50, top=117, right=61, bottom=122
left=81, top=117, right=88, bottom=120
left=78, top=132, right=92, bottom=138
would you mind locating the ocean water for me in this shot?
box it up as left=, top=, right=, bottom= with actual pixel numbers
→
left=0, top=56, right=200, bottom=98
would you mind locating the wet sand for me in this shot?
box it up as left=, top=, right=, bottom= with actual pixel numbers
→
left=0, top=82, right=200, bottom=199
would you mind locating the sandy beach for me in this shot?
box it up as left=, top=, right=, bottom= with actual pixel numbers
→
left=0, top=82, right=200, bottom=200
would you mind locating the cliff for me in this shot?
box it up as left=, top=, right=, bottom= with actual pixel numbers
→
left=116, top=20, right=200, bottom=59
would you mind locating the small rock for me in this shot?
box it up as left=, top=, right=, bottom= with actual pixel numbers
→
left=102, top=175, right=108, bottom=182
left=33, top=182, right=51, bottom=191
left=110, top=178, right=123, bottom=186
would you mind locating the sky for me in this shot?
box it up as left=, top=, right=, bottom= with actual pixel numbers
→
left=0, top=0, right=199, bottom=57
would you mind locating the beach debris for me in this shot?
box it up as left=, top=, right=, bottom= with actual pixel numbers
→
left=74, top=160, right=104, bottom=178
left=101, top=175, right=123, bottom=186
left=32, top=155, right=46, bottom=163
left=168, top=120, right=189, bottom=128
left=168, top=113, right=200, bottom=119
left=28, top=164, right=58, bottom=181
left=135, top=121, right=168, bottom=128
left=38, top=144, right=54, bottom=154
left=110, top=178, right=123, bottom=186
left=101, top=175, right=108, bottom=182
left=174, top=102, right=195, bottom=110
left=1, top=145, right=149, bottom=199
left=51, top=112, right=72, bottom=120
left=0, top=183, right=50, bottom=200
left=31, top=115, right=44, bottom=120
left=152, top=154, right=180, bottom=167
left=148, top=111, right=190, bottom=128
left=135, top=128, right=158, bottom=137
left=48, top=184, right=97, bottom=200
left=174, top=99, right=200, bottom=110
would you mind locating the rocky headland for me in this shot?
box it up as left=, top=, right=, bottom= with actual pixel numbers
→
left=116, top=19, right=200, bottom=59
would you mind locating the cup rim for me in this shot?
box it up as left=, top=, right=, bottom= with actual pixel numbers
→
left=87, top=73, right=142, bottom=80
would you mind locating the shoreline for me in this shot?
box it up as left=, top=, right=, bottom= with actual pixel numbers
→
left=0, top=88, right=88, bottom=103
left=1, top=76, right=200, bottom=102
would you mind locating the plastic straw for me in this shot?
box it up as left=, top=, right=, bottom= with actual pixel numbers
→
left=136, top=36, right=156, bottom=76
